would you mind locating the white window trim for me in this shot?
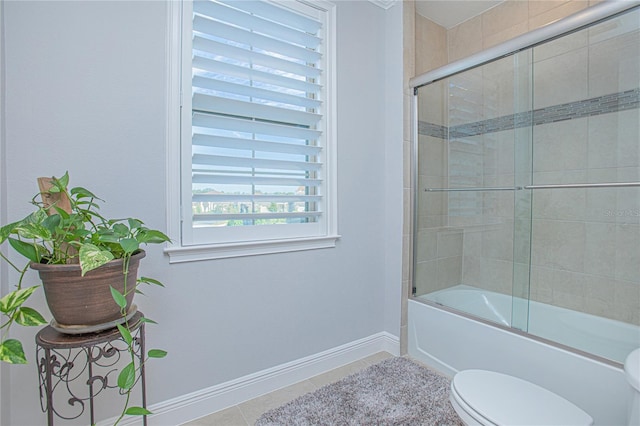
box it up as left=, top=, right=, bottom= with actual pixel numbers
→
left=165, top=0, right=339, bottom=263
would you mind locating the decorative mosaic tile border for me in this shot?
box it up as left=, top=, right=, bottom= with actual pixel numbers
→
left=419, top=88, right=640, bottom=139
left=417, top=121, right=447, bottom=139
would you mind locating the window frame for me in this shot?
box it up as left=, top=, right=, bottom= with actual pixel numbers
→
left=165, top=0, right=339, bottom=263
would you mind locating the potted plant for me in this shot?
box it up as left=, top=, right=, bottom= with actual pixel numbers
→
left=0, top=172, right=170, bottom=424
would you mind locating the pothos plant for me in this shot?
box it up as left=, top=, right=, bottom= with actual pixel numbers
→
left=0, top=172, right=170, bottom=424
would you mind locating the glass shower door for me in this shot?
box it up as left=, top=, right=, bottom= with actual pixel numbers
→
left=525, top=7, right=640, bottom=362
left=413, top=50, right=534, bottom=330
left=413, top=4, right=640, bottom=365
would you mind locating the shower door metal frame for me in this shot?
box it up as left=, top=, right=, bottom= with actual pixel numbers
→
left=410, top=1, right=640, bottom=90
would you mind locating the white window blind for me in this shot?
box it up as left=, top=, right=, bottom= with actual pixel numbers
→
left=184, top=0, right=331, bottom=247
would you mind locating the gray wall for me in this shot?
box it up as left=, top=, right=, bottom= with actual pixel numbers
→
left=0, top=0, right=7, bottom=422
left=0, top=1, right=403, bottom=424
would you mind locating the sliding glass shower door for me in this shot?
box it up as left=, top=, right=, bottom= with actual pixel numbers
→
left=525, top=7, right=640, bottom=361
left=413, top=49, right=533, bottom=331
left=412, top=6, right=640, bottom=364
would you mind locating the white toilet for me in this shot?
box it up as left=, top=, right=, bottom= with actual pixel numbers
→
left=625, top=348, right=640, bottom=426
left=449, top=370, right=593, bottom=426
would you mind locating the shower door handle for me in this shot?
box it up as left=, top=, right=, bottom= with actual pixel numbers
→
left=425, top=182, right=640, bottom=192
left=425, top=187, right=523, bottom=192
left=523, top=182, right=640, bottom=190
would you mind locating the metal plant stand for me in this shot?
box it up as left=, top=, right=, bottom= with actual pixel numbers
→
left=35, top=312, right=147, bottom=426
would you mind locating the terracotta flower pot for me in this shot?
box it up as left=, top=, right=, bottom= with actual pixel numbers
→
left=31, top=250, right=145, bottom=334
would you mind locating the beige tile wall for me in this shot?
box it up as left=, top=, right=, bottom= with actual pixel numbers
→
left=447, top=0, right=592, bottom=62
left=415, top=13, right=446, bottom=76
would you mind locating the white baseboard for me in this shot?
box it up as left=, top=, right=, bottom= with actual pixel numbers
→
left=107, top=332, right=399, bottom=426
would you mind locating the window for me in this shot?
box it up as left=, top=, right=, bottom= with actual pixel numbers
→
left=166, top=0, right=338, bottom=262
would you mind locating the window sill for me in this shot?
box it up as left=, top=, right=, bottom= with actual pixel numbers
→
left=164, top=234, right=341, bottom=263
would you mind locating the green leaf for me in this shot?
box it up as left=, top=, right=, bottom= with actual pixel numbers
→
left=138, top=277, right=164, bottom=287
left=119, top=238, right=139, bottom=254
left=41, top=214, right=61, bottom=233
left=0, top=339, right=27, bottom=364
left=79, top=243, right=114, bottom=275
left=0, top=286, right=40, bottom=313
left=0, top=220, right=20, bottom=244
left=139, top=317, right=158, bottom=325
left=70, top=186, right=100, bottom=200
left=95, top=230, right=120, bottom=243
left=125, top=406, right=152, bottom=416
left=117, top=362, right=136, bottom=390
left=74, top=229, right=91, bottom=238
left=148, top=349, right=167, bottom=359
left=137, top=229, right=171, bottom=244
left=110, top=286, right=128, bottom=310
left=117, top=324, right=133, bottom=345
left=52, top=206, right=70, bottom=219
left=47, top=184, right=60, bottom=194
left=14, top=222, right=50, bottom=240
left=8, top=238, right=39, bottom=263
left=127, top=218, right=143, bottom=230
left=23, top=210, right=48, bottom=225
left=75, top=200, right=102, bottom=212
left=113, top=223, right=130, bottom=237
left=53, top=172, right=70, bottom=191
left=14, top=307, right=47, bottom=326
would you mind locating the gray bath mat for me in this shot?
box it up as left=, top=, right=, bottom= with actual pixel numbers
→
left=255, top=356, right=464, bottom=426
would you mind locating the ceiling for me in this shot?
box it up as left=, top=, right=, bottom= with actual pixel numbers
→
left=415, top=0, right=505, bottom=29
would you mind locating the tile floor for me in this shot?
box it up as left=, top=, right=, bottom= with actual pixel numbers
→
left=181, top=351, right=395, bottom=426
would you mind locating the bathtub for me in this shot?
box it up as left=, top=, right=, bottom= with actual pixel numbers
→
left=420, top=285, right=640, bottom=363
left=409, top=285, right=636, bottom=425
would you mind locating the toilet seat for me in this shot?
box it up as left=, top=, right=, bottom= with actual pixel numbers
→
left=625, top=348, right=640, bottom=391
left=450, top=370, right=594, bottom=426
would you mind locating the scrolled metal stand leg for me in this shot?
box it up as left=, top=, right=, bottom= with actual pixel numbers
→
left=140, top=324, right=147, bottom=426
left=43, top=347, right=54, bottom=426
left=36, top=313, right=147, bottom=425
left=87, top=348, right=95, bottom=426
